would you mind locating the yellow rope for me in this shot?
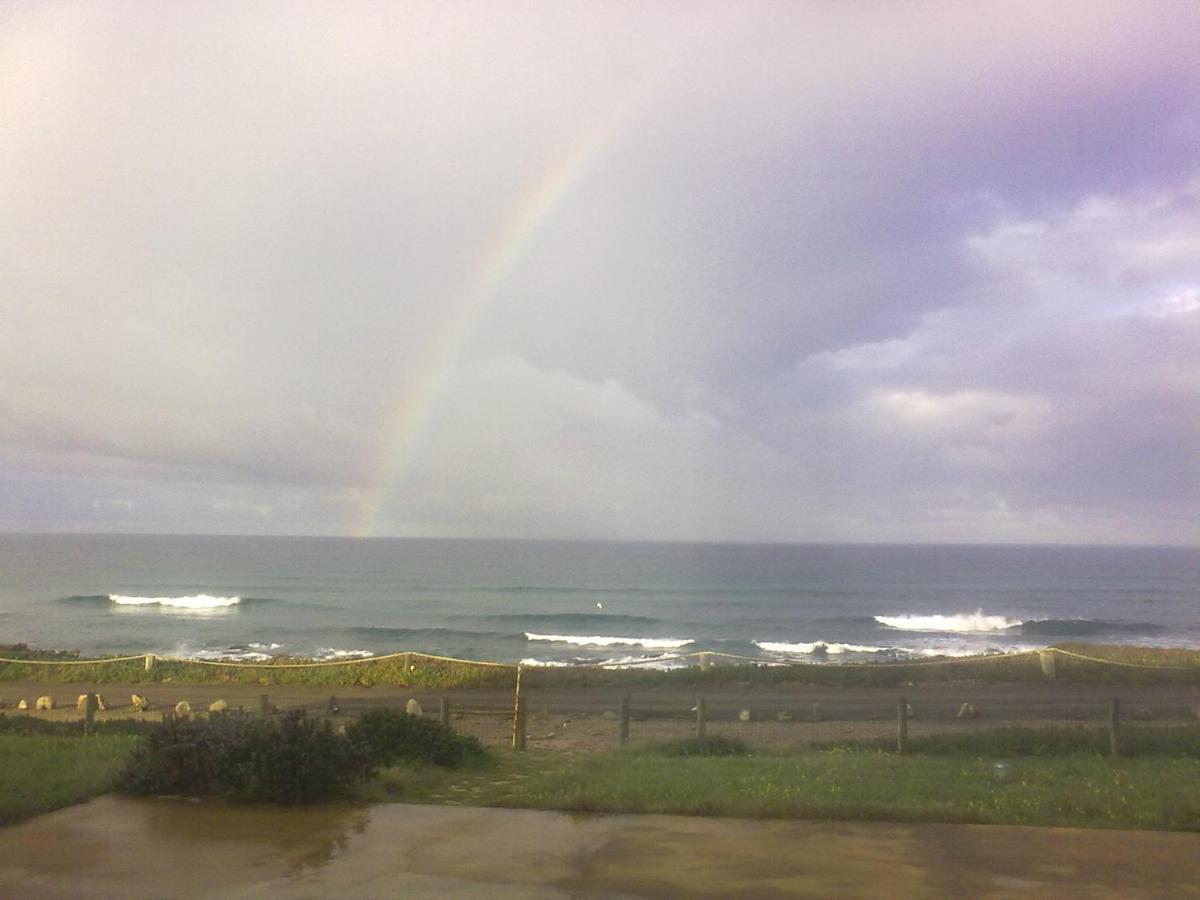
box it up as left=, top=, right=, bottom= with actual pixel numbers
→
left=1047, top=646, right=1197, bottom=671
left=0, top=654, right=147, bottom=666
left=0, top=646, right=1193, bottom=673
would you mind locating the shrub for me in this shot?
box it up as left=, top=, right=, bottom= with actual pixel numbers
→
left=345, top=709, right=487, bottom=768
left=652, top=735, right=753, bottom=757
left=118, top=711, right=370, bottom=804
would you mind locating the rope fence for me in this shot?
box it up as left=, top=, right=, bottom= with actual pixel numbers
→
left=0, top=645, right=1195, bottom=672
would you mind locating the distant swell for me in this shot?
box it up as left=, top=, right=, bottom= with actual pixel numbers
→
left=1016, top=618, right=1165, bottom=636
left=524, top=633, right=693, bottom=649
left=475, top=613, right=664, bottom=627
left=349, top=626, right=510, bottom=641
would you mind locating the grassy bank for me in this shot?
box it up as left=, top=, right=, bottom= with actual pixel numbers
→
left=3, top=643, right=1199, bottom=689
left=370, top=727, right=1200, bottom=832
left=0, top=733, right=141, bottom=826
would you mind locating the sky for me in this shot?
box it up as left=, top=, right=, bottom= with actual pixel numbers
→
left=1, top=1, right=1198, bottom=545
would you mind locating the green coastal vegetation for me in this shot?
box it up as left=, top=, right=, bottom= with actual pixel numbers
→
left=2, top=713, right=1200, bottom=831
left=2, top=642, right=1199, bottom=688
left=1, top=643, right=1198, bottom=830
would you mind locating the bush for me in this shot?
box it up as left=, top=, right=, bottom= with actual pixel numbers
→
left=652, top=735, right=753, bottom=757
left=345, top=709, right=487, bottom=768
left=118, top=711, right=371, bottom=804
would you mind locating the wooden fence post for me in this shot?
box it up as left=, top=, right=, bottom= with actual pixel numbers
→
left=259, top=693, right=270, bottom=719
left=1109, top=698, right=1120, bottom=757
left=897, top=696, right=909, bottom=754
left=144, top=654, right=155, bottom=671
left=618, top=693, right=631, bottom=746
left=83, top=693, right=97, bottom=736
left=512, top=666, right=526, bottom=751
left=403, top=652, right=412, bottom=680
left=1039, top=650, right=1056, bottom=679
left=699, top=652, right=711, bottom=672
left=439, top=696, right=450, bottom=729
left=695, top=697, right=707, bottom=740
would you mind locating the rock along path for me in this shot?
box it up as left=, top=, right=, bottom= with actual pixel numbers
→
left=0, top=796, right=1198, bottom=898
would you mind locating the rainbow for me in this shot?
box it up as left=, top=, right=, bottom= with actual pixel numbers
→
left=354, top=102, right=645, bottom=538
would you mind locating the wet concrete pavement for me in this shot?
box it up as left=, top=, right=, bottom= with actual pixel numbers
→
left=1, top=796, right=1199, bottom=898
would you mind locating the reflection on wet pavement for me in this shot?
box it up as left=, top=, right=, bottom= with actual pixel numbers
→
left=1, top=795, right=1199, bottom=898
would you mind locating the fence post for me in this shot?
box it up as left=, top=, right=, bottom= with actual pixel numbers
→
left=83, top=693, right=97, bottom=736
left=144, top=654, right=155, bottom=671
left=1109, top=698, right=1120, bottom=757
left=1039, top=649, right=1056, bottom=679
left=512, top=666, right=526, bottom=751
left=439, top=696, right=450, bottom=729
left=695, top=697, right=707, bottom=740
left=897, top=696, right=909, bottom=754
left=259, top=693, right=270, bottom=719
left=618, top=693, right=631, bottom=746
left=403, top=653, right=412, bottom=683
left=699, top=652, right=711, bottom=672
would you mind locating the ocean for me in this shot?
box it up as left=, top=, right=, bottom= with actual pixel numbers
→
left=0, top=534, right=1196, bottom=667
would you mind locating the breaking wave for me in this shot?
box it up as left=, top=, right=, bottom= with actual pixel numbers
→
left=524, top=633, right=694, bottom=649
left=754, top=640, right=892, bottom=655
left=875, top=611, right=1022, bottom=632
left=111, top=594, right=241, bottom=610
left=875, top=610, right=1170, bottom=637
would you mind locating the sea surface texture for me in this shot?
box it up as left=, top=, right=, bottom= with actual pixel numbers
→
left=0, top=535, right=1196, bottom=666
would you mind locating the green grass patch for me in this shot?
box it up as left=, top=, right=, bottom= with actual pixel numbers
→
left=371, top=728, right=1200, bottom=831
left=0, top=733, right=141, bottom=826
left=495, top=750, right=1200, bottom=830
left=814, top=724, right=1200, bottom=757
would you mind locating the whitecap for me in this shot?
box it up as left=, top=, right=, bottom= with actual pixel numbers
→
left=110, top=594, right=240, bottom=611
left=874, top=609, right=1022, bottom=633
left=755, top=640, right=892, bottom=655
left=524, top=633, right=693, bottom=649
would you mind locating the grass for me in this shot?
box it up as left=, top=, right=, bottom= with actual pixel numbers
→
left=4, top=642, right=1199, bottom=689
left=0, top=733, right=141, bottom=826
left=360, top=727, right=1200, bottom=832
left=498, top=750, right=1200, bottom=831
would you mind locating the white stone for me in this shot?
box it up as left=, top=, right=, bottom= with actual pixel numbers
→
left=405, top=699, right=422, bottom=716
left=35, top=696, right=54, bottom=711
left=209, top=699, right=228, bottom=714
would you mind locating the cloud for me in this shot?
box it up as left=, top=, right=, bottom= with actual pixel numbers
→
left=0, top=2, right=1197, bottom=542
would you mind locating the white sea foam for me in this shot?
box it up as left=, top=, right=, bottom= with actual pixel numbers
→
left=313, top=648, right=374, bottom=660
left=110, top=594, right=240, bottom=610
left=185, top=647, right=273, bottom=662
left=874, top=610, right=1022, bottom=633
left=524, top=633, right=693, bottom=649
left=518, top=658, right=574, bottom=667
left=597, top=653, right=692, bottom=670
left=754, top=640, right=891, bottom=655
